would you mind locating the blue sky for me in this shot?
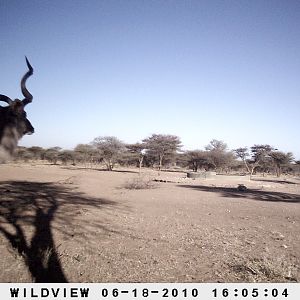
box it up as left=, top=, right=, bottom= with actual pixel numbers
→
left=1, top=0, right=299, bottom=158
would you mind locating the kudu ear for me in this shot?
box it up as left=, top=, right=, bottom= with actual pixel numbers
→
left=0, top=94, right=13, bottom=106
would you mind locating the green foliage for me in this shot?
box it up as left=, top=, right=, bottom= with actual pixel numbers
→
left=250, top=145, right=274, bottom=163
left=186, top=150, right=213, bottom=172
left=92, top=136, right=125, bottom=170
left=269, top=151, right=294, bottom=177
left=44, top=147, right=61, bottom=164
left=58, top=150, right=75, bottom=165
left=233, top=147, right=251, bottom=173
left=205, top=140, right=235, bottom=172
left=27, top=146, right=44, bottom=160
left=234, top=147, right=249, bottom=161
left=205, top=139, right=228, bottom=152
left=74, top=144, right=97, bottom=166
left=14, top=146, right=34, bottom=162
left=142, top=134, right=182, bottom=170
left=9, top=137, right=297, bottom=177
left=125, top=143, right=146, bottom=170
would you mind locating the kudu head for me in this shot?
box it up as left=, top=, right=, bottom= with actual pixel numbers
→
left=0, top=57, right=34, bottom=157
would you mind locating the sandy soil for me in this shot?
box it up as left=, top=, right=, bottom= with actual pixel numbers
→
left=0, top=163, right=299, bottom=282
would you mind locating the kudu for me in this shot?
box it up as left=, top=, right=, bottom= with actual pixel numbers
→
left=0, top=57, right=34, bottom=161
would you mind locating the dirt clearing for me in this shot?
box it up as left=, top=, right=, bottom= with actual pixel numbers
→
left=0, top=163, right=299, bottom=282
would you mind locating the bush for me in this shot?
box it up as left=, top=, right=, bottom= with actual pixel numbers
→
left=123, top=177, right=157, bottom=190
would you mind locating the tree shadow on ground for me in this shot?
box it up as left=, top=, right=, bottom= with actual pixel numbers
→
left=93, top=169, right=139, bottom=174
left=251, top=178, right=297, bottom=185
left=0, top=181, right=118, bottom=282
left=59, top=166, right=140, bottom=174
left=179, top=185, right=300, bottom=203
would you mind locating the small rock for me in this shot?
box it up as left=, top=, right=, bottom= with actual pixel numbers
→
left=272, top=232, right=285, bottom=240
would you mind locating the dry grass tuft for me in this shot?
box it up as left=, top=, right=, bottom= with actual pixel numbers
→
left=57, top=176, right=77, bottom=185
left=228, top=255, right=299, bottom=282
left=123, top=177, right=157, bottom=190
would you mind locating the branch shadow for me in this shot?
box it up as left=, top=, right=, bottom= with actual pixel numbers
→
left=0, top=180, right=118, bottom=282
left=179, top=184, right=300, bottom=203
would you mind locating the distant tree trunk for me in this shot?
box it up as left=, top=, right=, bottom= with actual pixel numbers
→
left=242, top=158, right=251, bottom=174
left=104, top=158, right=113, bottom=171
left=139, top=155, right=144, bottom=175
left=276, top=165, right=281, bottom=177
left=158, top=154, right=163, bottom=172
left=193, top=162, right=198, bottom=172
left=109, top=159, right=113, bottom=171
left=250, top=165, right=256, bottom=180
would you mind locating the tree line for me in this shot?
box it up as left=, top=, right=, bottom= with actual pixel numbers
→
left=14, top=134, right=299, bottom=178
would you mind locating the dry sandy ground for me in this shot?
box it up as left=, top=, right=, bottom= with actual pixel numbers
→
left=0, top=163, right=299, bottom=283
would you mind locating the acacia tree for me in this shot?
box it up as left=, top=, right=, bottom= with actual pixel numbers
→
left=249, top=144, right=274, bottom=177
left=92, top=136, right=125, bottom=171
left=205, top=139, right=235, bottom=172
left=205, top=139, right=228, bottom=152
left=74, top=144, right=97, bottom=168
left=234, top=145, right=274, bottom=179
left=27, top=146, right=45, bottom=160
left=234, top=145, right=292, bottom=178
left=142, top=134, right=182, bottom=171
left=58, top=150, right=76, bottom=165
left=269, top=151, right=294, bottom=177
left=186, top=150, right=212, bottom=172
left=44, top=147, right=62, bottom=165
left=294, top=161, right=300, bottom=175
left=14, top=146, right=34, bottom=162
left=126, top=143, right=146, bottom=174
left=233, top=147, right=251, bottom=174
